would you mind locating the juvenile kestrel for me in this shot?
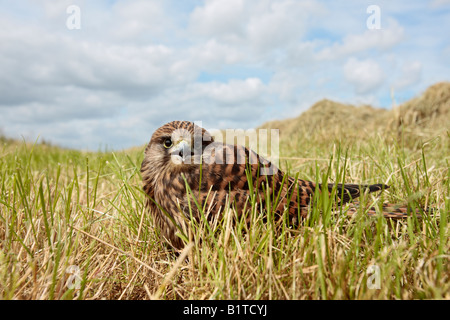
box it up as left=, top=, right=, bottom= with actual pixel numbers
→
left=141, top=121, right=412, bottom=249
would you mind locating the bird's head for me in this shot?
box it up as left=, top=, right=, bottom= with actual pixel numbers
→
left=141, top=121, right=214, bottom=184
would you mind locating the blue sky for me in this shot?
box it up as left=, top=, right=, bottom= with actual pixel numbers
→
left=0, top=0, right=449, bottom=150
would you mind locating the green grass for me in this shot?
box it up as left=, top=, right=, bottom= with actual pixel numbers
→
left=0, top=127, right=448, bottom=300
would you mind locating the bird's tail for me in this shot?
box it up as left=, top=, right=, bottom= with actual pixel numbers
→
left=324, top=183, right=389, bottom=205
left=326, top=183, right=431, bottom=219
left=346, top=202, right=433, bottom=218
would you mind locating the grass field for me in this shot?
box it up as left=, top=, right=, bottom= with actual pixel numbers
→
left=0, top=129, right=448, bottom=300
left=0, top=85, right=449, bottom=300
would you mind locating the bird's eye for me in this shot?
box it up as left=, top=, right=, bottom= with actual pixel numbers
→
left=163, top=138, right=173, bottom=149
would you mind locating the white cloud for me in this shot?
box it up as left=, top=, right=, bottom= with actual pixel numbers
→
left=392, top=61, right=422, bottom=90
left=0, top=1, right=449, bottom=150
left=317, top=18, right=404, bottom=61
left=344, top=58, right=385, bottom=94
left=189, top=0, right=246, bottom=40
left=246, top=0, right=322, bottom=52
left=189, top=0, right=324, bottom=55
left=111, top=0, right=172, bottom=40
left=144, top=78, right=271, bottom=122
left=187, top=39, right=243, bottom=70
left=195, top=78, right=265, bottom=104
left=430, top=0, right=450, bottom=8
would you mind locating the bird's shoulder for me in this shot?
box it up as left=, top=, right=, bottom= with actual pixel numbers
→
left=175, top=142, right=281, bottom=195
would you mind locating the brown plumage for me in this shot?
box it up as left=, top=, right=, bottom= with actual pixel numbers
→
left=141, top=121, right=414, bottom=249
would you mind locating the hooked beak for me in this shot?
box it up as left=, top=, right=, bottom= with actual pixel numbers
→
left=170, top=139, right=193, bottom=164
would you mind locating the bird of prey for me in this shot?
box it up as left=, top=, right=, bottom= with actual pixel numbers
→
left=141, top=121, right=415, bottom=249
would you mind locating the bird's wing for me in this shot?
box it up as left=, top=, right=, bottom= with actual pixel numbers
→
left=180, top=142, right=317, bottom=223
left=180, top=142, right=275, bottom=218
left=181, top=142, right=417, bottom=223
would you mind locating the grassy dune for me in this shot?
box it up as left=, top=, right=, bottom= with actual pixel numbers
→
left=0, top=84, right=449, bottom=300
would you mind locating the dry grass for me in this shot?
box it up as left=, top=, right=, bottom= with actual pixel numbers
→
left=0, top=83, right=449, bottom=300
left=260, top=81, right=450, bottom=144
